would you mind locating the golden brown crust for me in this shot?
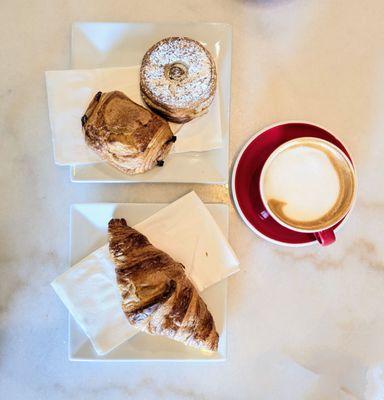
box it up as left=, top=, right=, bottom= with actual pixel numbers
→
left=140, top=90, right=210, bottom=124
left=82, top=91, right=175, bottom=174
left=140, top=37, right=217, bottom=123
left=108, top=218, right=219, bottom=351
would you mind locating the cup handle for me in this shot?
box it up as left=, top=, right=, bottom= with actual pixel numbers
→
left=314, top=229, right=336, bottom=246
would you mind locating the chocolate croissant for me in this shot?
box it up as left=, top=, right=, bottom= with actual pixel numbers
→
left=82, top=91, right=175, bottom=174
left=108, top=218, right=219, bottom=351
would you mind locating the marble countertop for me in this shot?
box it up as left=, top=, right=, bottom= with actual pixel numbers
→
left=1, top=0, right=384, bottom=399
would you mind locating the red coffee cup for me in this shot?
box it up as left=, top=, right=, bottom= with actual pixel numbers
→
left=259, top=137, right=357, bottom=246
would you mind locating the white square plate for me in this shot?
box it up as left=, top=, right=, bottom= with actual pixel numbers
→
left=69, top=203, right=228, bottom=361
left=70, top=22, right=232, bottom=183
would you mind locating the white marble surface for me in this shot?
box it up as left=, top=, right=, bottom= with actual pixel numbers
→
left=1, top=0, right=384, bottom=399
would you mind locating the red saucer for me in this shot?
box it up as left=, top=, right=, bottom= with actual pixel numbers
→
left=231, top=122, right=353, bottom=246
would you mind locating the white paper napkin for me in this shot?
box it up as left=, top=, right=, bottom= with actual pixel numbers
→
left=51, top=244, right=137, bottom=355
left=51, top=192, right=239, bottom=355
left=136, top=192, right=239, bottom=291
left=45, top=66, right=222, bottom=165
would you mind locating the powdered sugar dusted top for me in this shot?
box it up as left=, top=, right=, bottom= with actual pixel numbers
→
left=140, top=37, right=216, bottom=109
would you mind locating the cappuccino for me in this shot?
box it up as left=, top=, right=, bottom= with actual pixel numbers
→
left=260, top=138, right=356, bottom=232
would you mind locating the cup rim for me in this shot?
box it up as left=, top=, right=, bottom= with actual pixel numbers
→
left=259, top=136, right=358, bottom=233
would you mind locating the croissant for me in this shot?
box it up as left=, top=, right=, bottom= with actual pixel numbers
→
left=108, top=218, right=219, bottom=351
left=82, top=91, right=175, bottom=174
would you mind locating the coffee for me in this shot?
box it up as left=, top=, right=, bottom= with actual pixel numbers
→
left=260, top=138, right=356, bottom=232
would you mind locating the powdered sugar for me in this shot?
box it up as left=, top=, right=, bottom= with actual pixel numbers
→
left=141, top=37, right=215, bottom=108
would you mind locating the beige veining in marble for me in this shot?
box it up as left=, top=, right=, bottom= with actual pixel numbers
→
left=1, top=0, right=384, bottom=399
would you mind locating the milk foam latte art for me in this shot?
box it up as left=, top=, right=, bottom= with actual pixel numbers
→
left=260, top=138, right=356, bottom=232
